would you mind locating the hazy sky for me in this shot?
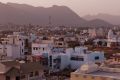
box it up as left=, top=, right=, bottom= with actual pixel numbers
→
left=0, top=0, right=120, bottom=16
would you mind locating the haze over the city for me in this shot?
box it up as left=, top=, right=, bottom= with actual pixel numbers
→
left=0, top=0, right=120, bottom=16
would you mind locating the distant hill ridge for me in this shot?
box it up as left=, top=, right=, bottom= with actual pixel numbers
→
left=0, top=2, right=113, bottom=27
left=83, top=13, right=120, bottom=25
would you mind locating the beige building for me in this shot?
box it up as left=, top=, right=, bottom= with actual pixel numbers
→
left=0, top=60, right=45, bottom=80
left=71, top=63, right=120, bottom=80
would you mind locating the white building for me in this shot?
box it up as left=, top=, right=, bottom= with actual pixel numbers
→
left=47, top=46, right=105, bottom=71
left=32, top=38, right=54, bottom=57
left=32, top=43, right=53, bottom=56
left=29, top=33, right=37, bottom=42
left=88, top=28, right=105, bottom=38
left=88, top=28, right=97, bottom=38
left=48, top=53, right=70, bottom=72
left=66, top=46, right=105, bottom=69
left=32, top=37, right=105, bottom=71
left=107, top=29, right=120, bottom=47
left=1, top=32, right=29, bottom=58
left=0, top=44, right=21, bottom=59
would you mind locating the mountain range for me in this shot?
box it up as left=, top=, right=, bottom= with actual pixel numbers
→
left=0, top=2, right=114, bottom=27
left=84, top=13, right=120, bottom=25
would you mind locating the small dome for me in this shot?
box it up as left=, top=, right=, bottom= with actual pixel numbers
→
left=80, top=63, right=99, bottom=73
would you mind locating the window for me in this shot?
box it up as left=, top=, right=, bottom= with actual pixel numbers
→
left=71, top=56, right=84, bottom=61
left=35, top=71, right=39, bottom=76
left=58, top=43, right=63, bottom=45
left=83, top=50, right=87, bottom=53
left=22, top=42, right=23, bottom=46
left=33, top=47, right=38, bottom=50
left=36, top=47, right=38, bottom=50
left=53, top=65, right=60, bottom=69
left=49, top=56, right=52, bottom=67
left=95, top=56, right=99, bottom=60
left=43, top=48, right=44, bottom=51
left=29, top=72, right=33, bottom=77
left=33, top=47, right=36, bottom=50
left=22, top=49, right=24, bottom=53
left=16, top=76, right=20, bottom=80
left=53, top=58, right=61, bottom=63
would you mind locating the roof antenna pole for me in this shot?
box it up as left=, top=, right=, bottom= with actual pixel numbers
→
left=49, top=16, right=52, bottom=27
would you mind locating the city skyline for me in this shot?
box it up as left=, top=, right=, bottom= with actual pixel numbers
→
left=0, top=0, right=120, bottom=16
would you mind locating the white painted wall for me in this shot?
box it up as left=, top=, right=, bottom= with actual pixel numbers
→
left=0, top=44, right=21, bottom=59
left=32, top=43, right=52, bottom=56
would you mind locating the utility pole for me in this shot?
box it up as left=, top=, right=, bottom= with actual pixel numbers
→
left=49, top=16, right=52, bottom=27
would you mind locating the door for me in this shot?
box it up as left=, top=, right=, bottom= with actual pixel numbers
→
left=16, top=76, right=20, bottom=80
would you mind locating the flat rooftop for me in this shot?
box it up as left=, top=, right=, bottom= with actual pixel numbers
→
left=74, top=69, right=120, bottom=79
left=90, top=70, right=120, bottom=79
